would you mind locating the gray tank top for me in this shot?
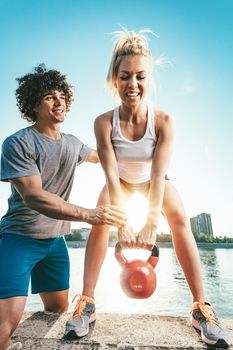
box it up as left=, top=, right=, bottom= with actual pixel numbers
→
left=112, top=103, right=157, bottom=184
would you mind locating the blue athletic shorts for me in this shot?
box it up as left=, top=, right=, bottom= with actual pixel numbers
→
left=0, top=233, right=70, bottom=299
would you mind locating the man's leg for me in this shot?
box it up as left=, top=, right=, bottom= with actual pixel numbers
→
left=0, top=234, right=37, bottom=350
left=40, top=290, right=69, bottom=313
left=0, top=297, right=26, bottom=350
left=31, top=236, right=70, bottom=313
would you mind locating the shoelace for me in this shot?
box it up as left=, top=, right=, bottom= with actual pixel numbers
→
left=71, top=294, right=94, bottom=319
left=191, top=299, right=219, bottom=325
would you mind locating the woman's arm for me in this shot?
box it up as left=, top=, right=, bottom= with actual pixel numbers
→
left=94, top=112, right=123, bottom=206
left=148, top=110, right=175, bottom=222
left=137, top=110, right=175, bottom=249
left=94, top=112, right=136, bottom=247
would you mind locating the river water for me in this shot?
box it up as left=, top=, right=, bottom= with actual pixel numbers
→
left=26, top=246, right=233, bottom=319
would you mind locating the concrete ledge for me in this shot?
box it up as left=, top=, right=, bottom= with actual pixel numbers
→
left=12, top=312, right=233, bottom=349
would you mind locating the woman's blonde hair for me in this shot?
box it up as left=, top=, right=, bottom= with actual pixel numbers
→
left=106, top=26, right=155, bottom=94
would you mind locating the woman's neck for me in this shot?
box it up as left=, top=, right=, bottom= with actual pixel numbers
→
left=119, top=103, right=147, bottom=123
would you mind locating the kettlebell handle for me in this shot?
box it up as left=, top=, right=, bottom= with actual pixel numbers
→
left=115, top=242, right=159, bottom=268
left=151, top=244, right=159, bottom=258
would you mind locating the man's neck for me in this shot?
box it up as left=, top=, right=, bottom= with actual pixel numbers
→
left=32, top=123, right=61, bottom=140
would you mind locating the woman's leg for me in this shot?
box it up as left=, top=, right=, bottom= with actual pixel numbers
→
left=162, top=181, right=229, bottom=347
left=162, top=181, right=204, bottom=301
left=65, top=185, right=131, bottom=337
left=82, top=183, right=131, bottom=297
left=65, top=186, right=111, bottom=336
left=82, top=185, right=111, bottom=298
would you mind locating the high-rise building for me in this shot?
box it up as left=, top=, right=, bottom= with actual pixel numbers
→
left=190, top=213, right=213, bottom=237
left=190, top=217, right=199, bottom=236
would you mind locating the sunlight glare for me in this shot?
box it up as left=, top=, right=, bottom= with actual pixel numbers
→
left=124, top=193, right=149, bottom=233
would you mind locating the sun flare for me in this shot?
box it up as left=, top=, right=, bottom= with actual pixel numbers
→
left=124, top=193, right=149, bottom=233
left=123, top=192, right=170, bottom=236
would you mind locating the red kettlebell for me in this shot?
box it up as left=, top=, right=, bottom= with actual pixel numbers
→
left=115, top=242, right=159, bottom=299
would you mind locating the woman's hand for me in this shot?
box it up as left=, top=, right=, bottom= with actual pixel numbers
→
left=137, top=222, right=158, bottom=250
left=118, top=224, right=137, bottom=249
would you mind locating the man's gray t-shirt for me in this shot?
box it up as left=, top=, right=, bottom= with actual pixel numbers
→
left=0, top=127, right=92, bottom=238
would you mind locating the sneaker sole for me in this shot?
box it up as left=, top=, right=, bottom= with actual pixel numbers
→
left=192, top=319, right=229, bottom=348
left=65, top=315, right=96, bottom=338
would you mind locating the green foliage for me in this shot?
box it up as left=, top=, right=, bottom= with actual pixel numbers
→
left=194, top=234, right=233, bottom=243
left=155, top=232, right=233, bottom=244
left=64, top=229, right=233, bottom=244
left=65, top=230, right=83, bottom=241
left=109, top=230, right=118, bottom=242
left=156, top=233, right=172, bottom=242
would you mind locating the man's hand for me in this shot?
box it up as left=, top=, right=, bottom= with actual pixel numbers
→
left=137, top=222, right=158, bottom=250
left=118, top=224, right=137, bottom=248
left=84, top=205, right=128, bottom=227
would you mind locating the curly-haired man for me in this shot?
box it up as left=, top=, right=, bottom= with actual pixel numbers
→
left=0, top=64, right=127, bottom=350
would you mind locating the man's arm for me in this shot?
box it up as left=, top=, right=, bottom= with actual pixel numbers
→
left=9, top=175, right=127, bottom=227
left=85, top=149, right=99, bottom=163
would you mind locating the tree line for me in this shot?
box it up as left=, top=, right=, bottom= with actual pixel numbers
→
left=65, top=230, right=233, bottom=243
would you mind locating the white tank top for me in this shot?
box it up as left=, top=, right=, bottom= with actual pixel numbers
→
left=112, top=103, right=157, bottom=184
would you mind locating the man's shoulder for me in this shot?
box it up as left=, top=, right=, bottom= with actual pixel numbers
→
left=2, top=127, right=32, bottom=147
left=61, top=133, right=88, bottom=149
left=62, top=132, right=80, bottom=143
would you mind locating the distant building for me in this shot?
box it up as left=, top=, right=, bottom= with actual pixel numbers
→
left=190, top=213, right=213, bottom=237
left=190, top=217, right=200, bottom=236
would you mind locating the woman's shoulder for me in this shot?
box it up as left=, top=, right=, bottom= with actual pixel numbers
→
left=150, top=107, right=175, bottom=135
left=153, top=108, right=174, bottom=125
left=95, top=109, right=114, bottom=125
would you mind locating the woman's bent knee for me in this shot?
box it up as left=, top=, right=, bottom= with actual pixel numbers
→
left=168, top=211, right=189, bottom=228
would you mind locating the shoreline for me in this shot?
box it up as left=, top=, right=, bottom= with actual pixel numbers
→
left=67, top=241, right=233, bottom=249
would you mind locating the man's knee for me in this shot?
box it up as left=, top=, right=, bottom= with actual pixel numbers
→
left=44, top=300, right=68, bottom=313
left=0, top=296, right=26, bottom=347
left=0, top=320, right=19, bottom=348
left=41, top=291, right=69, bottom=313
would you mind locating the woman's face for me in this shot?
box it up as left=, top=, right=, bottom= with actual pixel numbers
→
left=115, top=54, right=151, bottom=107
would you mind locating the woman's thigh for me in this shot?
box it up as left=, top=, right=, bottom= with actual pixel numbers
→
left=97, top=184, right=132, bottom=206
left=162, top=181, right=189, bottom=226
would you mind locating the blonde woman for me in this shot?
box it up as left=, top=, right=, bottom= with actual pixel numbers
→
left=66, top=28, right=229, bottom=348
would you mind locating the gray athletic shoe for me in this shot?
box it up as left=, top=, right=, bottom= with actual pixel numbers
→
left=65, top=294, right=96, bottom=338
left=191, top=299, right=229, bottom=348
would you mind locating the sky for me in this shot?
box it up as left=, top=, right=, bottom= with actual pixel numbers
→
left=0, top=0, right=232, bottom=236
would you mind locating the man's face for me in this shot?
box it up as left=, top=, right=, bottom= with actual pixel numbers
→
left=34, top=90, right=66, bottom=124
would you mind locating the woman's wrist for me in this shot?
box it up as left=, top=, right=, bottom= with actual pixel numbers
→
left=147, top=209, right=160, bottom=225
left=146, top=217, right=159, bottom=228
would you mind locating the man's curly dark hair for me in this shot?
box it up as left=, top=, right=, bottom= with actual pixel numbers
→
left=15, top=64, right=73, bottom=123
